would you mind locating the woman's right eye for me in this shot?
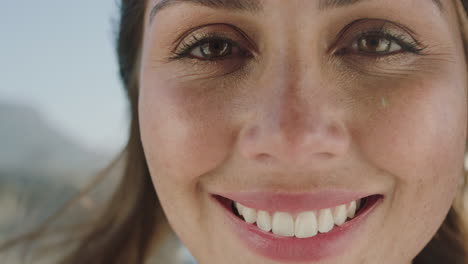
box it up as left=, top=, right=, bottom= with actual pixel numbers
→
left=188, top=38, right=237, bottom=60
left=170, top=35, right=251, bottom=61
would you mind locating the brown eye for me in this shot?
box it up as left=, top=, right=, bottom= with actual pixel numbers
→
left=193, top=39, right=233, bottom=59
left=353, top=35, right=403, bottom=54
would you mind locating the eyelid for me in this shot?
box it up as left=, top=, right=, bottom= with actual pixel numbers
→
left=171, top=34, right=240, bottom=60
left=171, top=23, right=258, bottom=57
left=329, top=18, right=425, bottom=55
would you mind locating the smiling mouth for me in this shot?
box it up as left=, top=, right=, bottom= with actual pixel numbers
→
left=215, top=194, right=382, bottom=239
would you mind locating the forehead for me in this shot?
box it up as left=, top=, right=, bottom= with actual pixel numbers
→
left=144, top=0, right=457, bottom=38
left=147, top=0, right=445, bottom=16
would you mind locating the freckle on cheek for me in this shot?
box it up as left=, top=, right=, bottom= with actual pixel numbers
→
left=380, top=97, right=389, bottom=108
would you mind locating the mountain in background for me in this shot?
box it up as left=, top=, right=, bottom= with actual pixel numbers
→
left=0, top=102, right=117, bottom=236
left=0, top=103, right=194, bottom=264
left=0, top=102, right=111, bottom=185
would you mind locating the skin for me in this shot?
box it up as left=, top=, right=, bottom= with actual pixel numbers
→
left=138, top=0, right=467, bottom=263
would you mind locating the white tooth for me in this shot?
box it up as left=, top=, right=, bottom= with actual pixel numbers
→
left=235, top=202, right=245, bottom=216
left=242, top=206, right=257, bottom=224
left=294, top=211, right=318, bottom=238
left=272, top=212, right=294, bottom=237
left=356, top=199, right=362, bottom=211
left=347, top=200, right=357, bottom=219
left=256, top=211, right=272, bottom=232
left=318, top=208, right=334, bottom=233
left=333, top=204, right=347, bottom=226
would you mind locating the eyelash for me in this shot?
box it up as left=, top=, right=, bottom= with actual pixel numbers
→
left=336, top=29, right=424, bottom=56
left=168, top=27, right=425, bottom=61
left=169, top=34, right=252, bottom=61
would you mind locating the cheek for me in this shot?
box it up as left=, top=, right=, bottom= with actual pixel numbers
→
left=139, top=72, right=236, bottom=190
left=352, top=72, right=467, bottom=260
left=359, top=77, right=466, bottom=213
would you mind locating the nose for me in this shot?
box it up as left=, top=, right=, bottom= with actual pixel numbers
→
left=238, top=75, right=350, bottom=171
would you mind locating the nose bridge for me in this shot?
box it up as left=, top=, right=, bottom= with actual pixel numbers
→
left=238, top=56, right=350, bottom=169
left=277, top=79, right=328, bottom=147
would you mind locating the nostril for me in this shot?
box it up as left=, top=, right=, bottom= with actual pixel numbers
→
left=315, top=152, right=334, bottom=160
left=256, top=153, right=273, bottom=162
left=238, top=120, right=349, bottom=167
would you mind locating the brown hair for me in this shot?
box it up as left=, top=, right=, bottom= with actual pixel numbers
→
left=2, top=0, right=468, bottom=263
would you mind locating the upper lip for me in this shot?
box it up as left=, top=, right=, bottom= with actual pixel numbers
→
left=214, top=190, right=374, bottom=213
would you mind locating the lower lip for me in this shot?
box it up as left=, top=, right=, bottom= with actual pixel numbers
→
left=213, top=194, right=383, bottom=262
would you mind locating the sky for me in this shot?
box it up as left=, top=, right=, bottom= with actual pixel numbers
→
left=1, top=1, right=129, bottom=153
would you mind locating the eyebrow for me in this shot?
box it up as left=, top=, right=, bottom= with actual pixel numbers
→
left=149, top=0, right=444, bottom=25
left=149, top=0, right=262, bottom=24
left=319, top=0, right=443, bottom=11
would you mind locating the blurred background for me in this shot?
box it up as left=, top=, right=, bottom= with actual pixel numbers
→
left=0, top=1, right=194, bottom=263
left=2, top=1, right=466, bottom=264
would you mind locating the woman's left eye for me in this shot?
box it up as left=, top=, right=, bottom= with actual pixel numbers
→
left=352, top=35, right=403, bottom=55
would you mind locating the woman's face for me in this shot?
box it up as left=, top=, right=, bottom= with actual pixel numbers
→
left=139, top=0, right=467, bottom=263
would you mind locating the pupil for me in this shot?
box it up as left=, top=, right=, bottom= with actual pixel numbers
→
left=211, top=42, right=221, bottom=51
left=359, top=36, right=390, bottom=53
left=368, top=37, right=380, bottom=49
left=202, top=40, right=228, bottom=57
left=199, top=39, right=234, bottom=58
